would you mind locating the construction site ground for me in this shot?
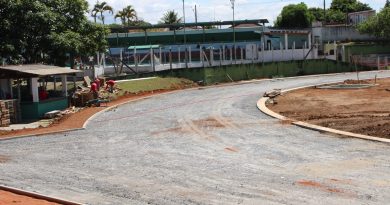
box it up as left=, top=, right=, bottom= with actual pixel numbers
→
left=1, top=71, right=390, bottom=204
left=268, top=78, right=390, bottom=138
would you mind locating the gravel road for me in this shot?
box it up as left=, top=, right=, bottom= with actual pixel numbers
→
left=1, top=71, right=390, bottom=205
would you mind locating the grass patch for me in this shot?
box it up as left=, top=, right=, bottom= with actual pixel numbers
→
left=117, top=77, right=196, bottom=94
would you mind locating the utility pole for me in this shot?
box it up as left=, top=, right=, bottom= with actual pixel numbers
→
left=193, top=4, right=198, bottom=25
left=182, top=0, right=188, bottom=68
left=230, top=0, right=236, bottom=64
left=323, top=0, right=326, bottom=23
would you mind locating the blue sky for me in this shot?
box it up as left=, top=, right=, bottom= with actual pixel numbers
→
left=86, top=0, right=386, bottom=25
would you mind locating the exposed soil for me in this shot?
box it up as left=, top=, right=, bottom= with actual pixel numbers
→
left=269, top=78, right=390, bottom=138
left=0, top=190, right=60, bottom=205
left=0, top=90, right=174, bottom=139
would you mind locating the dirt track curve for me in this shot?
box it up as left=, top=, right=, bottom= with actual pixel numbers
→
left=1, top=71, right=390, bottom=205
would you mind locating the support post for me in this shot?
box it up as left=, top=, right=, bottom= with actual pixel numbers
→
left=73, top=76, right=77, bottom=92
left=230, top=47, right=233, bottom=64
left=134, top=48, right=138, bottom=73
left=210, top=48, right=214, bottom=66
left=178, top=47, right=181, bottom=64
left=9, top=78, right=13, bottom=99
left=377, top=56, right=381, bottom=70
left=169, top=47, right=173, bottom=70
left=285, top=33, right=288, bottom=51
left=308, top=32, right=312, bottom=49
left=219, top=48, right=222, bottom=66
left=61, top=75, right=68, bottom=97
left=240, top=47, right=243, bottom=64
left=53, top=76, right=57, bottom=91
left=31, top=77, right=39, bottom=103
left=189, top=46, right=192, bottom=64
left=159, top=47, right=162, bottom=65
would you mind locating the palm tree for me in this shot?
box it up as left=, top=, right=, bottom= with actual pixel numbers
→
left=160, top=10, right=182, bottom=25
left=123, top=5, right=137, bottom=26
left=92, top=1, right=113, bottom=24
left=114, top=10, right=127, bottom=25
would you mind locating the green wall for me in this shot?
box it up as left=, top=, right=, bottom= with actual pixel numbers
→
left=21, top=98, right=68, bottom=120
left=343, top=44, right=390, bottom=60
left=110, top=59, right=373, bottom=85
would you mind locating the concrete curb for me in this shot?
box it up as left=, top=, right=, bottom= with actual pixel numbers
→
left=0, top=185, right=84, bottom=205
left=257, top=80, right=390, bottom=144
left=0, top=128, right=85, bottom=142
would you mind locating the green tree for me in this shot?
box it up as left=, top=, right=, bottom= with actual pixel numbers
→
left=114, top=10, right=127, bottom=25
left=92, top=1, right=113, bottom=24
left=330, top=0, right=372, bottom=13
left=123, top=5, right=137, bottom=26
left=0, top=0, right=109, bottom=65
left=275, top=3, right=314, bottom=28
left=160, top=10, right=182, bottom=24
left=325, top=9, right=346, bottom=23
left=358, top=7, right=390, bottom=40
left=386, top=0, right=390, bottom=8
left=309, top=7, right=325, bottom=22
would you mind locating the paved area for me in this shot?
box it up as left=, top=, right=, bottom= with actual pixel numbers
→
left=1, top=71, right=390, bottom=205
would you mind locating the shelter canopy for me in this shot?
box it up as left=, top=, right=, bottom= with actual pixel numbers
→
left=0, top=64, right=81, bottom=79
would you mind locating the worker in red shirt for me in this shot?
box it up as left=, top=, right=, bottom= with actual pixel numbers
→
left=105, top=80, right=115, bottom=93
left=90, top=82, right=98, bottom=99
left=94, top=78, right=101, bottom=91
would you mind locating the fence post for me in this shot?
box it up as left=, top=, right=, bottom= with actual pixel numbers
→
left=189, top=46, right=192, bottom=65
left=178, top=47, right=181, bottom=65
left=169, top=47, right=172, bottom=71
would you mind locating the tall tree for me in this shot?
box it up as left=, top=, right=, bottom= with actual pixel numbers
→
left=275, top=3, right=314, bottom=28
left=160, top=10, right=182, bottom=31
left=114, top=10, right=127, bottom=25
left=386, top=0, right=390, bottom=8
left=358, top=7, right=390, bottom=40
left=92, top=1, right=113, bottom=24
left=0, top=0, right=109, bottom=65
left=123, top=5, right=137, bottom=26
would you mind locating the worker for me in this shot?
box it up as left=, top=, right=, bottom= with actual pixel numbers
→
left=105, top=80, right=115, bottom=93
left=94, top=78, right=100, bottom=91
left=90, top=82, right=98, bottom=99
left=38, top=86, right=48, bottom=101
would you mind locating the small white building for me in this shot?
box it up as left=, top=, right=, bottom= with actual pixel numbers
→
left=348, top=10, right=376, bottom=26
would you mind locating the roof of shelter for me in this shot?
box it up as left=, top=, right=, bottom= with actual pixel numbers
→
left=0, top=64, right=81, bottom=79
left=110, top=19, right=269, bottom=33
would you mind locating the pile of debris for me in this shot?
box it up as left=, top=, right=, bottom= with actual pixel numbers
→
left=264, top=89, right=282, bottom=105
left=44, top=106, right=82, bottom=120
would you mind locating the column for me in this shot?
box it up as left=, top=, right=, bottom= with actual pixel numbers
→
left=61, top=75, right=68, bottom=97
left=31, top=77, right=39, bottom=103
left=178, top=47, right=181, bottom=64
left=189, top=46, right=192, bottom=64
left=284, top=33, right=288, bottom=51
left=308, top=33, right=312, bottom=48
left=9, top=78, right=13, bottom=98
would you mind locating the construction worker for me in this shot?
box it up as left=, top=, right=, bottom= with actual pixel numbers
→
left=105, top=80, right=115, bottom=93
left=90, top=82, right=98, bottom=99
left=94, top=78, right=101, bottom=91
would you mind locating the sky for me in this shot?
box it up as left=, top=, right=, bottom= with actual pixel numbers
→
left=86, top=0, right=387, bottom=25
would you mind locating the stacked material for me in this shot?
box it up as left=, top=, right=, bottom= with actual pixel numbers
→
left=72, top=91, right=94, bottom=107
left=0, top=100, right=19, bottom=127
